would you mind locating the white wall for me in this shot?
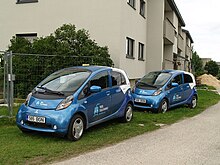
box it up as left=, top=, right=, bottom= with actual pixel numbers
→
left=146, top=0, right=164, bottom=72
left=0, top=0, right=122, bottom=67
left=119, top=0, right=147, bottom=79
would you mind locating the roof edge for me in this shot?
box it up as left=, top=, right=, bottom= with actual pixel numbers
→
left=167, top=0, right=186, bottom=27
left=183, top=29, right=194, bottom=43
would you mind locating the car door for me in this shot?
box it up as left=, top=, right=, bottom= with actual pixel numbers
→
left=109, top=71, right=126, bottom=114
left=182, top=73, right=194, bottom=101
left=78, top=71, right=112, bottom=123
left=167, top=74, right=184, bottom=105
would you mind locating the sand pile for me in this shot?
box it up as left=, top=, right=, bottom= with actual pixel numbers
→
left=197, top=74, right=220, bottom=89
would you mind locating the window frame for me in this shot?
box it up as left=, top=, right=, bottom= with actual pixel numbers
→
left=16, top=0, right=38, bottom=4
left=16, top=33, right=37, bottom=43
left=138, top=42, right=144, bottom=61
left=140, top=0, right=145, bottom=18
left=127, top=0, right=136, bottom=9
left=126, top=37, right=135, bottom=59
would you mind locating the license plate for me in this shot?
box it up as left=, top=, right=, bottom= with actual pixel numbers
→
left=27, top=115, right=46, bottom=123
left=135, top=98, right=146, bottom=103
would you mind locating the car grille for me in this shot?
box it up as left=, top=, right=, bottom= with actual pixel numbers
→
left=25, top=121, right=52, bottom=129
left=134, top=101, right=151, bottom=107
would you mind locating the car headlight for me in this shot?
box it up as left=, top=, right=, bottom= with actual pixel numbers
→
left=56, top=95, right=74, bottom=110
left=24, top=93, right=32, bottom=106
left=152, top=88, right=162, bottom=96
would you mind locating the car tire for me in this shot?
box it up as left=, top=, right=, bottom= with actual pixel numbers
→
left=189, top=95, right=197, bottom=109
left=120, top=103, right=133, bottom=123
left=158, top=99, right=168, bottom=113
left=67, top=114, right=85, bottom=141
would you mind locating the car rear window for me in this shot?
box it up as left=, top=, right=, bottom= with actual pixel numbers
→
left=184, top=74, right=193, bottom=83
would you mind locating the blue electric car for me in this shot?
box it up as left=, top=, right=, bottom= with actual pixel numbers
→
left=132, top=70, right=197, bottom=113
left=16, top=66, right=134, bottom=141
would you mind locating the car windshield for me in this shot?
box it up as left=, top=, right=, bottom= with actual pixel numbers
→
left=137, top=72, right=171, bottom=89
left=36, top=68, right=91, bottom=93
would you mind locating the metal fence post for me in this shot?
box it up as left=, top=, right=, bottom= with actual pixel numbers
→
left=9, top=51, right=14, bottom=116
left=5, top=51, right=14, bottom=117
left=3, top=52, right=6, bottom=103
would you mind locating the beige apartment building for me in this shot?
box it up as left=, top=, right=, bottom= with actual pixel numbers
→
left=0, top=0, right=193, bottom=81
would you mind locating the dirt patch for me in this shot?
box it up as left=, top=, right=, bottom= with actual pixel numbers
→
left=197, top=74, right=220, bottom=89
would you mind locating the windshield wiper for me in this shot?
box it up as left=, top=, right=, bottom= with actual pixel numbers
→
left=36, top=86, right=65, bottom=96
left=138, top=82, right=158, bottom=88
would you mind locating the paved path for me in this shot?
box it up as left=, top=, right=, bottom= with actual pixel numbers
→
left=53, top=102, right=220, bottom=165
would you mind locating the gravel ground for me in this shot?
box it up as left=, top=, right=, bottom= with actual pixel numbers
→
left=53, top=102, right=220, bottom=165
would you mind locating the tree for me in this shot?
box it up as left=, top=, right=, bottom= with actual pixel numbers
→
left=8, top=24, right=114, bottom=98
left=191, top=51, right=204, bottom=76
left=204, top=60, right=219, bottom=76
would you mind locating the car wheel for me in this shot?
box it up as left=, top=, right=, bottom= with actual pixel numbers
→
left=189, top=95, right=197, bottom=109
left=67, top=114, right=84, bottom=141
left=121, top=103, right=133, bottom=123
left=158, top=99, right=168, bottom=113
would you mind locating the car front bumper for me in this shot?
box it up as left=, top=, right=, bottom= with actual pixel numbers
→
left=132, top=93, right=163, bottom=110
left=16, top=104, right=76, bottom=135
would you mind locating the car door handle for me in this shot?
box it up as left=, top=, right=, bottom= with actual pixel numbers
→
left=106, top=91, right=110, bottom=96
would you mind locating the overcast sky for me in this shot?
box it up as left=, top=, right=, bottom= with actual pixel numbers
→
left=175, top=0, right=220, bottom=62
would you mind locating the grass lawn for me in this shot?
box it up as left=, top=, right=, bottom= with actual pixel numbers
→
left=0, top=90, right=220, bottom=165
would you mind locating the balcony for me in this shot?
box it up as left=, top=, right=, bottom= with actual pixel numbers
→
left=177, top=34, right=184, bottom=51
left=164, top=19, right=175, bottom=44
left=185, top=46, right=191, bottom=57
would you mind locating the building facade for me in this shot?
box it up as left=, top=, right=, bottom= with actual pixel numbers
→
left=0, top=0, right=194, bottom=81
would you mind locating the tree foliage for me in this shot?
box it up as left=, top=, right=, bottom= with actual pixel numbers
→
left=8, top=24, right=114, bottom=98
left=204, top=60, right=219, bottom=76
left=191, top=51, right=204, bottom=76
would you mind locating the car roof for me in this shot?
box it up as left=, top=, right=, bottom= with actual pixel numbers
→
left=151, top=70, right=195, bottom=77
left=160, top=70, right=183, bottom=74
left=61, top=66, right=111, bottom=72
left=157, top=70, right=192, bottom=75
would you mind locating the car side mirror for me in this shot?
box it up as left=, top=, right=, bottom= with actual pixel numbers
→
left=171, top=82, right=179, bottom=87
left=90, top=85, right=102, bottom=93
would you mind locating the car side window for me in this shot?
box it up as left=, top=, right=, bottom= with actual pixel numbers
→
left=90, top=71, right=109, bottom=89
left=184, top=74, right=193, bottom=83
left=78, top=71, right=109, bottom=100
left=172, top=74, right=183, bottom=85
left=111, top=71, right=127, bottom=86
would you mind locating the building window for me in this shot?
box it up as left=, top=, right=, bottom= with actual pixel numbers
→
left=16, top=0, right=38, bottom=4
left=126, top=37, right=135, bottom=59
left=127, top=0, right=135, bottom=9
left=138, top=42, right=144, bottom=60
left=140, top=0, right=145, bottom=17
left=16, top=33, right=37, bottom=43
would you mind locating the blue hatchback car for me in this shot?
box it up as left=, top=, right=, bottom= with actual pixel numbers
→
left=132, top=70, right=197, bottom=113
left=16, top=66, right=133, bottom=141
